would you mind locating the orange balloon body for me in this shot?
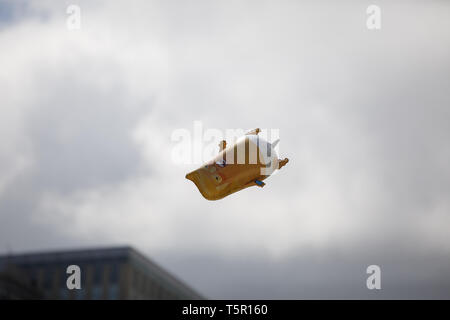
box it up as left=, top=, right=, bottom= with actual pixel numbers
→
left=186, top=133, right=288, bottom=200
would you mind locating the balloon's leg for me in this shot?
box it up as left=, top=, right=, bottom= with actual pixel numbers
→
left=278, top=158, right=289, bottom=169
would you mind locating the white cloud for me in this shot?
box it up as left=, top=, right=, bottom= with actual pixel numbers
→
left=1, top=0, right=450, bottom=298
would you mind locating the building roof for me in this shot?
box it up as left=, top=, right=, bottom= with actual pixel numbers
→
left=0, top=246, right=204, bottom=299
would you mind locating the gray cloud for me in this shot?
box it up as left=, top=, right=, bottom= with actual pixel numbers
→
left=0, top=0, right=449, bottom=299
left=158, top=246, right=450, bottom=299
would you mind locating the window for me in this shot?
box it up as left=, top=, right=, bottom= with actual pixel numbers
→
left=91, top=285, right=102, bottom=300
left=108, top=284, right=119, bottom=300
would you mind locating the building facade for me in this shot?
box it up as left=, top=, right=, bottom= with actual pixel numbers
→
left=0, top=247, right=203, bottom=300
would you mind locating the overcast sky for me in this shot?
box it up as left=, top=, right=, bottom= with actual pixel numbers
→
left=0, top=0, right=449, bottom=299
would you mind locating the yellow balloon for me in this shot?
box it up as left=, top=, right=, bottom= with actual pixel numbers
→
left=186, top=129, right=288, bottom=200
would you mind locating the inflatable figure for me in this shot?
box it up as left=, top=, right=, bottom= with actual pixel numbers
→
left=185, top=128, right=289, bottom=200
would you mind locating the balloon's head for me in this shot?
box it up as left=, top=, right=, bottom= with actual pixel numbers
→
left=185, top=164, right=229, bottom=200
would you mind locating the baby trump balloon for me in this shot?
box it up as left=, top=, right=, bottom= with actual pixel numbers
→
left=185, top=128, right=289, bottom=200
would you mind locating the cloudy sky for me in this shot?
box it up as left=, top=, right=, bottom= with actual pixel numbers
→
left=0, top=0, right=449, bottom=299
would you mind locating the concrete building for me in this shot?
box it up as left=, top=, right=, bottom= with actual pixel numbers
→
left=0, top=265, right=44, bottom=299
left=0, top=246, right=203, bottom=300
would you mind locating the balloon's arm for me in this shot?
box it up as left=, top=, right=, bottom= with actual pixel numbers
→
left=242, top=178, right=265, bottom=189
left=218, top=140, right=227, bottom=152
left=278, top=158, right=289, bottom=170
left=246, top=128, right=261, bottom=135
left=254, top=179, right=265, bottom=188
